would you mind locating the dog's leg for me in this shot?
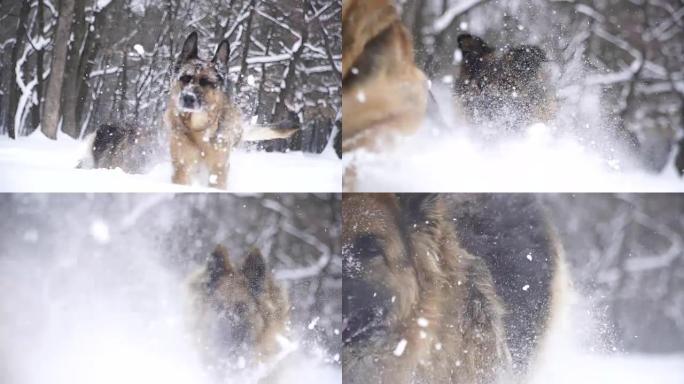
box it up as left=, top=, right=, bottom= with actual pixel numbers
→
left=172, top=164, right=192, bottom=185
left=209, top=148, right=230, bottom=189
left=170, top=132, right=199, bottom=186
left=206, top=145, right=229, bottom=189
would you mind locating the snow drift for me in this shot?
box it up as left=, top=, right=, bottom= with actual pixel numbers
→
left=0, top=204, right=340, bottom=384
left=0, top=133, right=341, bottom=192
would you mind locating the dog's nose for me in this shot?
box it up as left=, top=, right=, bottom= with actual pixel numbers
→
left=182, top=93, right=197, bottom=107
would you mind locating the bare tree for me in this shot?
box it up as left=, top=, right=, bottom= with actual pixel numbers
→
left=41, top=0, right=76, bottom=139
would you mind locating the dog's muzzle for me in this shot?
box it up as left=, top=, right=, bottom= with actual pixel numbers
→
left=179, top=91, right=201, bottom=111
left=343, top=278, right=392, bottom=345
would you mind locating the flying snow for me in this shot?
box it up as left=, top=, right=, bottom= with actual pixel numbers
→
left=393, top=339, right=408, bottom=357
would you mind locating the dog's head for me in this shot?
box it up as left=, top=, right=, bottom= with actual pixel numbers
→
left=191, top=245, right=284, bottom=360
left=172, top=31, right=230, bottom=113
left=343, top=194, right=448, bottom=347
left=457, top=34, right=496, bottom=81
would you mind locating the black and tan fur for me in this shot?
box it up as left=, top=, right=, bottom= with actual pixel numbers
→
left=166, top=32, right=298, bottom=189
left=342, top=0, right=428, bottom=153
left=79, top=123, right=160, bottom=173
left=455, top=34, right=556, bottom=130
left=165, top=32, right=243, bottom=189
left=187, top=245, right=289, bottom=380
left=81, top=32, right=297, bottom=185
left=343, top=194, right=565, bottom=384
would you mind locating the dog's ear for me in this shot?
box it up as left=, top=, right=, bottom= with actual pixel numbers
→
left=178, top=31, right=199, bottom=63
left=205, top=244, right=233, bottom=291
left=397, top=194, right=442, bottom=230
left=212, top=39, right=230, bottom=68
left=241, top=247, right=267, bottom=296
left=457, top=34, right=493, bottom=55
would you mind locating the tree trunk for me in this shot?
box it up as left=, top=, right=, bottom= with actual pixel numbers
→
left=42, top=0, right=76, bottom=140
left=236, top=0, right=258, bottom=91
left=116, top=51, right=128, bottom=121
left=30, top=0, right=46, bottom=135
left=274, top=2, right=308, bottom=122
left=6, top=0, right=31, bottom=139
left=60, top=0, right=87, bottom=138
left=255, top=26, right=272, bottom=123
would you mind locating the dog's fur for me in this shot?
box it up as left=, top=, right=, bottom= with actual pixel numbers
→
left=78, top=123, right=159, bottom=173
left=455, top=34, right=556, bottom=130
left=165, top=32, right=301, bottom=189
left=80, top=32, right=299, bottom=185
left=165, top=32, right=243, bottom=189
left=342, top=0, right=428, bottom=153
left=343, top=194, right=565, bottom=384
left=187, top=245, right=289, bottom=380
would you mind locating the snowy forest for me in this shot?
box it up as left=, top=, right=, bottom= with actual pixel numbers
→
left=0, top=194, right=341, bottom=383
left=545, top=194, right=684, bottom=354
left=396, top=0, right=684, bottom=176
left=0, top=0, right=342, bottom=154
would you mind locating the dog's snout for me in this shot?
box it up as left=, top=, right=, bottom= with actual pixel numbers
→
left=343, top=278, right=392, bottom=344
left=182, top=93, right=197, bottom=107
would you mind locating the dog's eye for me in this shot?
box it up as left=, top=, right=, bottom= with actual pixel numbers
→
left=352, top=234, right=384, bottom=260
left=199, top=77, right=215, bottom=87
left=179, top=75, right=192, bottom=84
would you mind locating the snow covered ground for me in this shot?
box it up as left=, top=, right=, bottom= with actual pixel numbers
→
left=346, top=77, right=684, bottom=192
left=530, top=352, right=684, bottom=384
left=0, top=229, right=340, bottom=384
left=0, top=133, right=342, bottom=192
left=346, top=125, right=684, bottom=192
left=528, top=288, right=684, bottom=384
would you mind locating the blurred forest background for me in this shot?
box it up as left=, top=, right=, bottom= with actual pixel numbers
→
left=0, top=0, right=341, bottom=154
left=397, top=0, right=684, bottom=175
left=0, top=193, right=342, bottom=355
left=544, top=194, right=684, bottom=354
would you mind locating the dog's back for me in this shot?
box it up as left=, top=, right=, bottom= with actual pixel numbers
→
left=80, top=123, right=158, bottom=173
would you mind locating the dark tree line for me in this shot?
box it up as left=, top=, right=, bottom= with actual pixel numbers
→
left=398, top=0, right=684, bottom=175
left=0, top=0, right=341, bottom=154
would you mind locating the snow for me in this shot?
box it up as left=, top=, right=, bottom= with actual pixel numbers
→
left=133, top=44, right=145, bottom=56
left=0, top=133, right=341, bottom=192
left=532, top=353, right=684, bottom=384
left=527, top=287, right=684, bottom=384
left=0, top=227, right=340, bottom=384
left=89, top=219, right=110, bottom=244
left=393, top=339, right=408, bottom=357
left=431, top=0, right=487, bottom=33
left=346, top=122, right=684, bottom=192
left=347, top=136, right=684, bottom=192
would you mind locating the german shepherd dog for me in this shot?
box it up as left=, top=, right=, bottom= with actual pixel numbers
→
left=164, top=32, right=243, bottom=189
left=342, top=0, right=429, bottom=153
left=81, top=33, right=296, bottom=187
left=187, top=245, right=289, bottom=381
left=455, top=34, right=556, bottom=131
left=78, top=123, right=160, bottom=173
left=343, top=194, right=566, bottom=384
left=166, top=32, right=298, bottom=189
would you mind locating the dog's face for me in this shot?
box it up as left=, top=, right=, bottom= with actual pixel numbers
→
left=342, top=194, right=421, bottom=347
left=172, top=32, right=230, bottom=113
left=192, top=246, right=273, bottom=358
